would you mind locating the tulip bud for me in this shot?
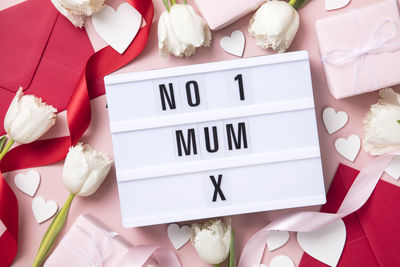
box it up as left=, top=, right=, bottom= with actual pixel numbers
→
left=363, top=88, right=400, bottom=155
left=4, top=87, right=57, bottom=144
left=249, top=0, right=299, bottom=53
left=158, top=4, right=212, bottom=58
left=63, top=143, right=113, bottom=196
left=191, top=218, right=231, bottom=265
left=51, top=0, right=105, bottom=27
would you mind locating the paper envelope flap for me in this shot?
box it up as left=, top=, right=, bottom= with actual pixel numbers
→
left=0, top=0, right=58, bottom=92
left=350, top=174, right=400, bottom=266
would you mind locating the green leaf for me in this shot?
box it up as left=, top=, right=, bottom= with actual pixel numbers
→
left=184, top=0, right=187, bottom=4
left=170, top=0, right=177, bottom=5
left=288, top=0, right=308, bottom=10
left=32, top=194, right=75, bottom=267
left=229, top=230, right=236, bottom=267
left=0, top=136, right=7, bottom=153
left=162, top=0, right=170, bottom=12
left=397, top=120, right=400, bottom=125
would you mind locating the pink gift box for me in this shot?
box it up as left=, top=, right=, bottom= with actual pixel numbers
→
left=315, top=0, right=400, bottom=99
left=193, top=0, right=264, bottom=30
left=45, top=214, right=133, bottom=267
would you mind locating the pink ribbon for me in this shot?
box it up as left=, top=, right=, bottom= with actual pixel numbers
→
left=118, top=245, right=181, bottom=267
left=238, top=153, right=397, bottom=267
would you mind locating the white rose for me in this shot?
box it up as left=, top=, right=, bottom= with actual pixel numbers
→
left=191, top=218, right=231, bottom=265
left=51, top=0, right=105, bottom=27
left=4, top=87, right=57, bottom=144
left=63, top=143, right=113, bottom=196
left=364, top=88, right=400, bottom=155
left=249, top=0, right=299, bottom=53
left=158, top=4, right=212, bottom=58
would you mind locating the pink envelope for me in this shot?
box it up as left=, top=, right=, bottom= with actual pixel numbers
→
left=299, top=164, right=400, bottom=266
left=315, top=0, right=400, bottom=99
left=0, top=0, right=105, bottom=135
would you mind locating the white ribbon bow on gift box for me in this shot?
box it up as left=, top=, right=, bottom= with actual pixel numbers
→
left=61, top=225, right=118, bottom=267
left=322, top=16, right=400, bottom=93
left=60, top=224, right=181, bottom=267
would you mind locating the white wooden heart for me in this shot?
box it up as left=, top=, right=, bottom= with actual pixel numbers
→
left=270, top=255, right=295, bottom=267
left=32, top=196, right=58, bottom=224
left=167, top=223, right=191, bottom=250
left=297, top=219, right=346, bottom=267
left=220, top=30, right=245, bottom=57
left=322, top=107, right=348, bottom=134
left=0, top=219, right=6, bottom=237
left=266, top=230, right=290, bottom=251
left=325, top=0, right=350, bottom=11
left=14, top=170, right=40, bottom=197
left=385, top=156, right=400, bottom=180
left=335, top=135, right=361, bottom=162
left=92, top=3, right=142, bottom=54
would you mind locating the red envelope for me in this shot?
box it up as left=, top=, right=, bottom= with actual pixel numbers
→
left=0, top=0, right=105, bottom=135
left=299, top=164, right=400, bottom=267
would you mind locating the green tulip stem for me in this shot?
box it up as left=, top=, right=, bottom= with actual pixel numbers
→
left=288, top=0, right=308, bottom=10
left=170, top=0, right=177, bottom=5
left=32, top=193, right=75, bottom=267
left=162, top=0, right=170, bottom=12
left=214, top=265, right=220, bottom=267
left=0, top=138, right=14, bottom=162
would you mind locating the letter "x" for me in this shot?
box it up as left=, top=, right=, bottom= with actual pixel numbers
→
left=209, top=174, right=226, bottom=202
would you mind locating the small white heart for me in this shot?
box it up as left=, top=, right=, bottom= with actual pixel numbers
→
left=325, top=0, right=350, bottom=11
left=335, top=135, right=361, bottom=162
left=297, top=219, right=346, bottom=267
left=322, top=107, right=348, bottom=134
left=270, top=255, right=295, bottom=267
left=32, top=196, right=58, bottom=224
left=266, top=230, right=290, bottom=251
left=92, top=3, right=142, bottom=54
left=0, top=219, right=6, bottom=237
left=167, top=223, right=191, bottom=250
left=220, top=30, right=245, bottom=57
left=14, top=170, right=40, bottom=197
left=385, top=156, right=400, bottom=180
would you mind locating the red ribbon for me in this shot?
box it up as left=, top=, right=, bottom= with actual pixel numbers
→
left=0, top=0, right=154, bottom=265
left=0, top=171, right=18, bottom=267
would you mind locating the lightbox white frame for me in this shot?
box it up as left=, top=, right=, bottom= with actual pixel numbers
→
left=105, top=51, right=326, bottom=227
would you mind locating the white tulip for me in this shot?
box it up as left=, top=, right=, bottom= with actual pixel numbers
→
left=158, top=4, right=212, bottom=58
left=51, top=0, right=105, bottom=27
left=364, top=88, right=400, bottom=155
left=4, top=87, right=57, bottom=144
left=63, top=143, right=113, bottom=196
left=191, top=218, right=231, bottom=265
left=249, top=0, right=299, bottom=53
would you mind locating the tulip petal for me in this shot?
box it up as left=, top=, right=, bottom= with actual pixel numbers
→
left=249, top=1, right=299, bottom=52
left=363, top=88, right=400, bottom=155
left=63, top=144, right=91, bottom=194
left=158, top=4, right=211, bottom=58
left=4, top=89, right=57, bottom=144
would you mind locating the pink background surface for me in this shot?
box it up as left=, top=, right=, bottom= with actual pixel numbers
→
left=2, top=0, right=400, bottom=266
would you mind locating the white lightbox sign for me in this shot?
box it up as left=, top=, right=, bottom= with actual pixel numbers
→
left=104, top=51, right=326, bottom=227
